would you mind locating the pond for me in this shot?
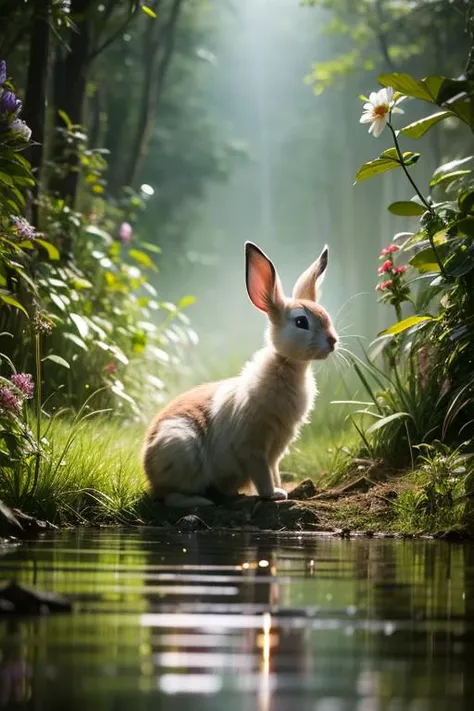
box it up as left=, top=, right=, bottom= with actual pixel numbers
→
left=0, top=529, right=473, bottom=710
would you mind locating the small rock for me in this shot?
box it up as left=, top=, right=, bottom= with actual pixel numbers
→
left=175, top=514, right=209, bottom=532
left=288, top=478, right=318, bottom=500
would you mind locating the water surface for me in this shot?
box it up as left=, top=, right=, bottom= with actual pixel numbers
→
left=1, top=529, right=473, bottom=710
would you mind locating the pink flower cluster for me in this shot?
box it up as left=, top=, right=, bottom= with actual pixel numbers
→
left=376, top=244, right=407, bottom=292
left=0, top=373, right=34, bottom=415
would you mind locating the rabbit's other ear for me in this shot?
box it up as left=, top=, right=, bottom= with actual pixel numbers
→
left=292, top=245, right=328, bottom=302
left=245, top=242, right=284, bottom=314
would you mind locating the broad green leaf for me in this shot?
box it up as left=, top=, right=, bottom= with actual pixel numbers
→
left=139, top=241, right=162, bottom=254
left=399, top=111, right=450, bottom=139
left=36, top=238, right=60, bottom=260
left=0, top=171, right=14, bottom=186
left=70, top=312, right=89, bottom=339
left=85, top=225, right=112, bottom=244
left=378, top=73, right=431, bottom=101
left=409, top=248, right=441, bottom=273
left=367, top=411, right=412, bottom=434
left=178, top=295, right=197, bottom=309
left=458, top=190, right=474, bottom=214
left=379, top=315, right=433, bottom=336
left=0, top=293, right=28, bottom=316
left=378, top=73, right=469, bottom=106
left=128, top=248, right=156, bottom=270
left=355, top=149, right=419, bottom=183
left=456, top=217, right=474, bottom=238
left=42, top=354, right=70, bottom=369
left=388, top=201, right=426, bottom=217
left=58, top=109, right=72, bottom=129
left=63, top=332, right=88, bottom=351
left=141, top=4, right=157, bottom=18
left=432, top=156, right=473, bottom=179
left=430, top=170, right=471, bottom=188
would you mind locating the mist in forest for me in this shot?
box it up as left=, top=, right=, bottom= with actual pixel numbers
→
left=143, top=0, right=458, bottom=372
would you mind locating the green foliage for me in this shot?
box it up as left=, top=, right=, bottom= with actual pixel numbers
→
left=304, top=0, right=467, bottom=94
left=345, top=61, right=474, bottom=492
left=393, top=444, right=473, bottom=533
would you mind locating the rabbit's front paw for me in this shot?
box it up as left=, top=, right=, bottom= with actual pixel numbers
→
left=271, top=487, right=288, bottom=501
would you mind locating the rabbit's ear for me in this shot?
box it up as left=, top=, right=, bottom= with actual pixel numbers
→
left=292, top=245, right=328, bottom=302
left=245, top=242, right=284, bottom=314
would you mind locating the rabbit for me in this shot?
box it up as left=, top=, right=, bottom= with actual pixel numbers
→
left=142, top=241, right=338, bottom=508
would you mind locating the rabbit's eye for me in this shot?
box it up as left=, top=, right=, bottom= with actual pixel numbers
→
left=295, top=315, right=309, bottom=330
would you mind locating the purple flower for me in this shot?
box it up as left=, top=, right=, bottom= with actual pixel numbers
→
left=10, top=215, right=38, bottom=241
left=0, top=60, right=6, bottom=85
left=0, top=89, right=21, bottom=115
left=10, top=373, right=34, bottom=399
left=0, top=387, right=21, bottom=413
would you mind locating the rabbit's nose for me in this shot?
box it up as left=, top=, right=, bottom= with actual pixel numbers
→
left=327, top=334, right=337, bottom=351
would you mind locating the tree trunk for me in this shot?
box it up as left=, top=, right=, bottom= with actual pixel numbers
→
left=123, top=0, right=184, bottom=189
left=52, top=0, right=94, bottom=205
left=22, top=0, right=51, bottom=225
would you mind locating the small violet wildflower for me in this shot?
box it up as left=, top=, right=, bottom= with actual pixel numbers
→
left=105, top=362, right=117, bottom=374
left=10, top=373, right=34, bottom=399
left=10, top=215, right=39, bottom=241
left=0, top=60, right=32, bottom=141
left=360, top=87, right=404, bottom=138
left=0, top=90, right=21, bottom=115
left=0, top=386, right=21, bottom=413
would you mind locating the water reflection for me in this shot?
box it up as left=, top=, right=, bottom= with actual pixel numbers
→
left=0, top=529, right=473, bottom=710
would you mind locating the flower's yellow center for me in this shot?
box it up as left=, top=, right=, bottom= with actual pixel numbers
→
left=374, top=104, right=389, bottom=117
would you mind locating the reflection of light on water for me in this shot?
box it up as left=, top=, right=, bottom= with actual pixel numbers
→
left=259, top=613, right=272, bottom=711
left=159, top=673, right=222, bottom=694
left=154, top=651, right=253, bottom=670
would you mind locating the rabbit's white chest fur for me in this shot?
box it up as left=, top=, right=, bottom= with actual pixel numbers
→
left=207, top=347, right=317, bottom=492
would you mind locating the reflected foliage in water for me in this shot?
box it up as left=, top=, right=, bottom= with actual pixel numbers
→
left=0, top=529, right=473, bottom=710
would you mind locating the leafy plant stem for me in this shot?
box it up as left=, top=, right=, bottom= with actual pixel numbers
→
left=387, top=122, right=448, bottom=279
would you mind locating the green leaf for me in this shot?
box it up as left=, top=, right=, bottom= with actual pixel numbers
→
left=70, top=312, right=89, bottom=339
left=410, top=248, right=441, bottom=273
left=63, top=332, right=88, bottom=351
left=458, top=190, right=474, bottom=214
left=379, top=315, right=433, bottom=336
left=36, top=238, right=60, bottom=260
left=355, top=149, right=419, bottom=183
left=430, top=170, right=471, bottom=188
left=378, top=73, right=432, bottom=101
left=58, top=109, right=72, bottom=129
left=456, top=217, right=474, bottom=238
left=140, top=241, right=162, bottom=254
left=388, top=201, right=426, bottom=217
left=399, top=111, right=450, bottom=139
left=0, top=293, right=28, bottom=316
left=141, top=4, right=157, bottom=18
left=128, top=248, right=156, bottom=270
left=42, top=354, right=70, bottom=369
left=367, top=411, right=412, bottom=434
left=0, top=171, right=14, bottom=186
left=378, top=73, right=470, bottom=106
left=178, top=295, right=197, bottom=309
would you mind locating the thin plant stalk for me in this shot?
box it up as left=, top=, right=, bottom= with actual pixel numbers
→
left=386, top=121, right=448, bottom=279
left=32, top=330, right=42, bottom=494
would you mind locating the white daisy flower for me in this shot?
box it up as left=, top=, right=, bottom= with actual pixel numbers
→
left=359, top=87, right=404, bottom=138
